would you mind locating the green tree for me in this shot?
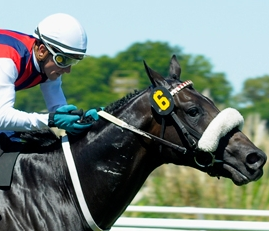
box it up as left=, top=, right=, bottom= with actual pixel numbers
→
left=114, top=41, right=231, bottom=105
left=114, top=41, right=183, bottom=88
left=180, top=54, right=232, bottom=105
left=241, top=75, right=269, bottom=103
left=234, top=75, right=269, bottom=125
left=15, top=86, right=46, bottom=112
left=61, top=55, right=119, bottom=109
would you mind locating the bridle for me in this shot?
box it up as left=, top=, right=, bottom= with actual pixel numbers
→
left=148, top=80, right=223, bottom=169
left=147, top=79, right=244, bottom=172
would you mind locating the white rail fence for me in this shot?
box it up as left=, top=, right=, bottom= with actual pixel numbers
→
left=111, top=206, right=269, bottom=231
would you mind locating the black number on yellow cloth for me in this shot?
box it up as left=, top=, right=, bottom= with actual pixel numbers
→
left=150, top=86, right=174, bottom=116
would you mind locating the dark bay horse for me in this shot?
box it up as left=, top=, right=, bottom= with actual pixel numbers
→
left=0, top=55, right=266, bottom=231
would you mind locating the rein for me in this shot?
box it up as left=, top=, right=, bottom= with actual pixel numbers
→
left=97, top=111, right=188, bottom=154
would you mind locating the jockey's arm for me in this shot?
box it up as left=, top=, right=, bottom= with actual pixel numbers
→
left=40, top=77, right=67, bottom=112
left=0, top=58, right=49, bottom=131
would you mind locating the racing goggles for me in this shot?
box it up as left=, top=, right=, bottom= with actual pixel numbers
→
left=45, top=44, right=81, bottom=68
left=35, top=27, right=82, bottom=68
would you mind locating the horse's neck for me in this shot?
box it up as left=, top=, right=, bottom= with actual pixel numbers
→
left=75, top=92, right=160, bottom=228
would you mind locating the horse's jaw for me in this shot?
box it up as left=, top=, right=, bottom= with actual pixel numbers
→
left=208, top=130, right=266, bottom=186
left=222, top=164, right=255, bottom=186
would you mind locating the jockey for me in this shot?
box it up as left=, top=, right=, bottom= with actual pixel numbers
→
left=0, top=13, right=99, bottom=135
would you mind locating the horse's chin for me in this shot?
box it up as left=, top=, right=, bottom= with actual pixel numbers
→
left=223, top=164, right=250, bottom=186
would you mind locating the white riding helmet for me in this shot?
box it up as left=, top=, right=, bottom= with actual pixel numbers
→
left=33, top=13, right=87, bottom=56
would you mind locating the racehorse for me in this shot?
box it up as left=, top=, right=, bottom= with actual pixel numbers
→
left=0, top=55, right=266, bottom=231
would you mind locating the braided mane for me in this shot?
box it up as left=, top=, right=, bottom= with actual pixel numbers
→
left=105, top=89, right=142, bottom=113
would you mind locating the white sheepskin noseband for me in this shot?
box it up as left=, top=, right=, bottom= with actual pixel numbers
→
left=197, top=108, right=244, bottom=153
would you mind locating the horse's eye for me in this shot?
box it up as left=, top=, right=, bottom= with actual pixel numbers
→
left=187, top=107, right=199, bottom=117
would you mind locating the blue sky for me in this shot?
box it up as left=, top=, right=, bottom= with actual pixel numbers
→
left=2, top=0, right=269, bottom=94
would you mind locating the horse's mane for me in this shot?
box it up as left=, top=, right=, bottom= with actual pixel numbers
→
left=105, top=89, right=142, bottom=113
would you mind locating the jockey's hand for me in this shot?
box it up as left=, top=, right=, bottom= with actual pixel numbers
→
left=79, top=109, right=99, bottom=124
left=48, top=105, right=92, bottom=134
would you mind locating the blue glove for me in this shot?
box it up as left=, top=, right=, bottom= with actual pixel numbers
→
left=48, top=105, right=92, bottom=134
left=80, top=109, right=99, bottom=124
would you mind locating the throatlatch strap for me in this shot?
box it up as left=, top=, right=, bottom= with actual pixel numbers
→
left=159, top=117, right=166, bottom=153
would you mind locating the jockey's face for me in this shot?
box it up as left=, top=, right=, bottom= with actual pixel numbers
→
left=36, top=44, right=72, bottom=81
left=43, top=54, right=72, bottom=81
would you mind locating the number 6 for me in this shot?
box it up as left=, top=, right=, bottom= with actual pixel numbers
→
left=153, top=90, right=170, bottom=110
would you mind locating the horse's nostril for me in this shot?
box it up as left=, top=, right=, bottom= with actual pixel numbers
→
left=246, top=153, right=260, bottom=164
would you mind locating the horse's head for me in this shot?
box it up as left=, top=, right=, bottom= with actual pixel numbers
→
left=144, top=55, right=267, bottom=186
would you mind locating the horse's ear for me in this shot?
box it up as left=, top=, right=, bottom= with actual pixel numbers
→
left=143, top=60, right=170, bottom=88
left=169, top=55, right=181, bottom=80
